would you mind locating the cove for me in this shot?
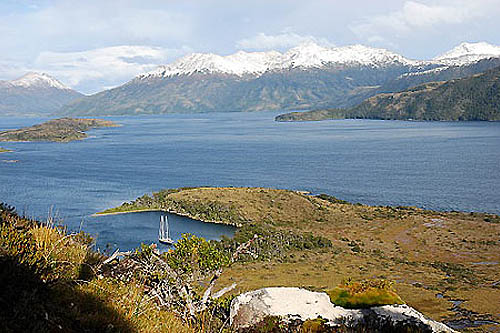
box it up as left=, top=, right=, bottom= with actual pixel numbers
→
left=88, top=211, right=236, bottom=252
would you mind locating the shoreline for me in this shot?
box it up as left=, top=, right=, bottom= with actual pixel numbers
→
left=92, top=208, right=164, bottom=217
left=93, top=208, right=242, bottom=227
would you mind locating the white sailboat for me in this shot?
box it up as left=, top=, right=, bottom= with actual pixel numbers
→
left=159, top=215, right=174, bottom=245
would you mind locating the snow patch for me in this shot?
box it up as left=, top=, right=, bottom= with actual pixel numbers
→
left=433, top=42, right=500, bottom=65
left=137, top=42, right=419, bottom=80
left=10, top=72, right=70, bottom=90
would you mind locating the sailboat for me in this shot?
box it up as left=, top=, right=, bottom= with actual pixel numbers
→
left=159, top=215, right=174, bottom=245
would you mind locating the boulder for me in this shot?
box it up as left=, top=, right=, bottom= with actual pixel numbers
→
left=230, top=287, right=456, bottom=332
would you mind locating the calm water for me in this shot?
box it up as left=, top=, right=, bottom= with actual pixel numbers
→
left=91, top=211, right=235, bottom=252
left=0, top=112, right=499, bottom=250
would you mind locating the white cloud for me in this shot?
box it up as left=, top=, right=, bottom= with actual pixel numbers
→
left=236, top=32, right=335, bottom=50
left=31, top=45, right=191, bottom=94
left=0, top=60, right=28, bottom=80
left=350, top=0, right=500, bottom=44
left=0, top=0, right=193, bottom=59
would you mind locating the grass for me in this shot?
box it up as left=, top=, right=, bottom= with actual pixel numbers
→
left=8, top=186, right=498, bottom=331
left=101, top=187, right=500, bottom=331
left=326, top=279, right=404, bottom=309
left=0, top=203, right=191, bottom=332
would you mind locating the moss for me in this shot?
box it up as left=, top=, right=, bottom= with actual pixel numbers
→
left=302, top=318, right=330, bottom=332
left=327, top=279, right=404, bottom=309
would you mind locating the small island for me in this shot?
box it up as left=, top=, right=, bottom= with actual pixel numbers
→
left=0, top=147, right=12, bottom=153
left=0, top=117, right=118, bottom=143
left=98, top=186, right=500, bottom=331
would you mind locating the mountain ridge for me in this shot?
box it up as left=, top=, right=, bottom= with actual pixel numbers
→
left=275, top=65, right=500, bottom=122
left=136, top=42, right=419, bottom=80
left=0, top=72, right=83, bottom=117
left=9, top=72, right=71, bottom=90
left=59, top=41, right=500, bottom=116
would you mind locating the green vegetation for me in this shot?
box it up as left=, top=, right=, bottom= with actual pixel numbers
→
left=327, top=279, right=404, bottom=309
left=275, top=109, right=347, bottom=122
left=6, top=186, right=500, bottom=331
left=220, top=224, right=332, bottom=262
left=276, top=65, right=500, bottom=121
left=0, top=117, right=118, bottom=143
left=58, top=66, right=414, bottom=116
left=101, top=187, right=500, bottom=332
left=0, top=202, right=192, bottom=332
left=0, top=147, right=12, bottom=153
left=116, top=235, right=236, bottom=332
left=99, top=187, right=243, bottom=225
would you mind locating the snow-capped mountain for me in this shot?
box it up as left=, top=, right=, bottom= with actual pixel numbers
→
left=10, top=72, right=71, bottom=90
left=0, top=72, right=83, bottom=116
left=433, top=42, right=500, bottom=66
left=281, top=43, right=419, bottom=68
left=137, top=42, right=419, bottom=80
left=60, top=41, right=500, bottom=116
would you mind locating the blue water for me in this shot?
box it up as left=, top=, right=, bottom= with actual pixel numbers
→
left=91, top=211, right=235, bottom=252
left=0, top=112, right=499, bottom=250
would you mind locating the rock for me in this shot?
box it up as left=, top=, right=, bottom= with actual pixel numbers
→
left=230, top=287, right=456, bottom=332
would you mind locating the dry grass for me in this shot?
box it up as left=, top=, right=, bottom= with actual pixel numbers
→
left=77, top=278, right=192, bottom=333
left=0, top=204, right=192, bottom=332
left=141, top=187, right=500, bottom=328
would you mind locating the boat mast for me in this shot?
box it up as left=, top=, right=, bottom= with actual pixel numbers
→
left=159, top=215, right=164, bottom=239
left=167, top=216, right=170, bottom=239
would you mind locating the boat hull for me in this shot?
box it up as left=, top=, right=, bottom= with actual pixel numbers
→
left=159, top=238, right=174, bottom=245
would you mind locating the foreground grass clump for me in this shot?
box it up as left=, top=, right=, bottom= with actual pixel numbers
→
left=0, top=203, right=190, bottom=332
left=327, top=279, right=404, bottom=309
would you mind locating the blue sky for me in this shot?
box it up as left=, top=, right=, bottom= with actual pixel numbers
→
left=1, top=0, right=499, bottom=94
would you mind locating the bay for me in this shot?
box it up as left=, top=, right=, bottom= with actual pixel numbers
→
left=1, top=111, right=499, bottom=250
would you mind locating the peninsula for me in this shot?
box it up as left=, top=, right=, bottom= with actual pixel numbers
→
left=276, top=65, right=500, bottom=122
left=99, top=186, right=500, bottom=331
left=0, top=118, right=118, bottom=143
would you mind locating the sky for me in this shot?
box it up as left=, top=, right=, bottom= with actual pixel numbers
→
left=1, top=0, right=500, bottom=94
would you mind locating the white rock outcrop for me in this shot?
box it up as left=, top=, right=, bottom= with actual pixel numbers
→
left=230, top=287, right=456, bottom=332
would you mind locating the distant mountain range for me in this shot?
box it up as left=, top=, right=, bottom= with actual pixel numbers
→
left=2, top=42, right=500, bottom=117
left=0, top=72, right=83, bottom=117
left=57, top=41, right=500, bottom=116
left=276, top=65, right=500, bottom=121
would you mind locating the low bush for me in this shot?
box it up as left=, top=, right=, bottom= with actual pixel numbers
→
left=327, top=278, right=404, bottom=309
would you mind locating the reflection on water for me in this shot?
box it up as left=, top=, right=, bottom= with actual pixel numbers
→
left=89, top=211, right=236, bottom=252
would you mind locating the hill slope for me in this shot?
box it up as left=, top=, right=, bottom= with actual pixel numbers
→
left=59, top=42, right=500, bottom=116
left=276, top=65, right=500, bottom=121
left=98, top=186, right=500, bottom=332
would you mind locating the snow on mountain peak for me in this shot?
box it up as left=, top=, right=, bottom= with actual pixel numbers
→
left=137, top=42, right=417, bottom=80
left=10, top=72, right=69, bottom=90
left=137, top=50, right=283, bottom=79
left=433, top=42, right=500, bottom=65
left=283, top=43, right=417, bottom=68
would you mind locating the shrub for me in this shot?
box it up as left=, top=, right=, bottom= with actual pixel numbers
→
left=327, top=279, right=404, bottom=309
